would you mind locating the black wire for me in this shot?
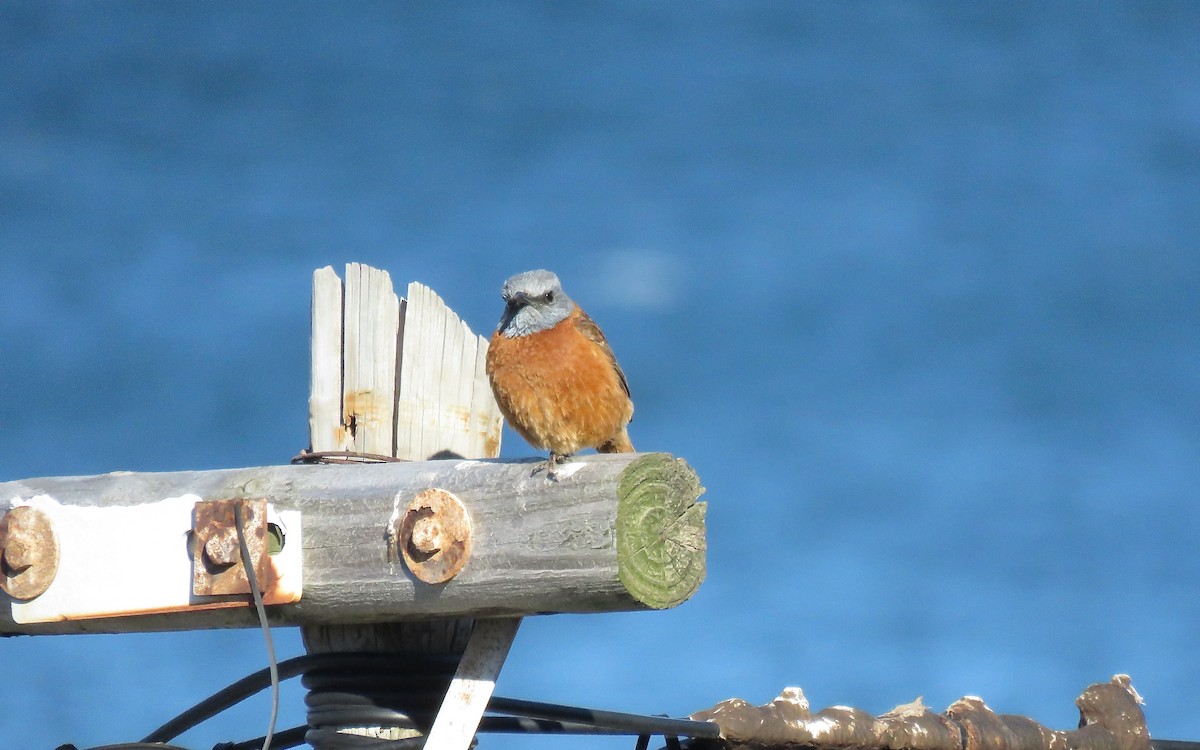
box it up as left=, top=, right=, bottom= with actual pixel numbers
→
left=141, top=647, right=720, bottom=747
left=233, top=501, right=279, bottom=750
left=213, top=724, right=309, bottom=750
left=143, top=654, right=459, bottom=744
left=488, top=698, right=721, bottom=739
left=143, top=656, right=309, bottom=743
left=301, top=730, right=426, bottom=749
left=97, top=642, right=1200, bottom=750
left=75, top=745, right=194, bottom=750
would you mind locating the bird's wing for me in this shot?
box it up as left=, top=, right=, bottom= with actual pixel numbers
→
left=573, top=309, right=632, bottom=402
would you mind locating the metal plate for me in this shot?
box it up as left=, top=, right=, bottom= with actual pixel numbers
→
left=192, top=498, right=272, bottom=596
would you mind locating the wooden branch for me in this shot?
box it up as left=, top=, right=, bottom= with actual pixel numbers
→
left=0, top=452, right=706, bottom=635
left=690, top=675, right=1150, bottom=750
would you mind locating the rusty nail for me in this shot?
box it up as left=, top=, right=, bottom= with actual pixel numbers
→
left=0, top=506, right=60, bottom=601
left=396, top=488, right=472, bottom=585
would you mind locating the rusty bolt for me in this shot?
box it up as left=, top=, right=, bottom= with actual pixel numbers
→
left=3, top=536, right=34, bottom=572
left=203, top=526, right=240, bottom=567
left=0, top=506, right=60, bottom=601
left=396, top=488, right=472, bottom=584
left=409, top=515, right=444, bottom=558
left=192, top=498, right=270, bottom=597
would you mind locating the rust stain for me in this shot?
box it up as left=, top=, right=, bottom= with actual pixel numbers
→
left=448, top=405, right=472, bottom=429
left=191, top=499, right=276, bottom=597
left=482, top=431, right=501, bottom=459
left=344, top=390, right=388, bottom=424
left=395, top=488, right=472, bottom=584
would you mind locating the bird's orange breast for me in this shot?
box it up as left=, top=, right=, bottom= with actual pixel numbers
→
left=486, top=309, right=633, bottom=456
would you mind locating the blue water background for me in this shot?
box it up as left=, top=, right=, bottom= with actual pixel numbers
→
left=2, top=3, right=1199, bottom=749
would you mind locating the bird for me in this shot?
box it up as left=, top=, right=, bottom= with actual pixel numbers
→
left=485, top=269, right=634, bottom=479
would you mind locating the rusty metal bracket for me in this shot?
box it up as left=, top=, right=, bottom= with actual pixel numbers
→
left=192, top=498, right=271, bottom=597
left=394, top=488, right=473, bottom=584
left=0, top=506, right=60, bottom=600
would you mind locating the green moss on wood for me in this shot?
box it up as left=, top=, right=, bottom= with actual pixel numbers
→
left=615, top=453, right=707, bottom=609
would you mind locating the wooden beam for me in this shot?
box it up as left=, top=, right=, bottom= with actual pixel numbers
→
left=0, top=452, right=707, bottom=635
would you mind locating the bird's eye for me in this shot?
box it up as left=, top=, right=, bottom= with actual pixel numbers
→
left=541, top=291, right=555, bottom=302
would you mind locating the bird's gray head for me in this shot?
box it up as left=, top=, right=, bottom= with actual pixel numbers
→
left=496, top=269, right=575, bottom=337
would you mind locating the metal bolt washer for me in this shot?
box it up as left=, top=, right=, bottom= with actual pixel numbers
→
left=0, top=506, right=60, bottom=600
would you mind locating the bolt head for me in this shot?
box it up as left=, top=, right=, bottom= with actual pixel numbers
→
left=396, top=488, right=472, bottom=585
left=410, top=516, right=444, bottom=556
left=203, top=528, right=240, bottom=567
left=0, top=506, right=60, bottom=600
left=2, top=537, right=33, bottom=572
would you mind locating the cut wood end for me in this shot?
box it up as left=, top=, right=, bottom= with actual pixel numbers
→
left=615, top=453, right=707, bottom=610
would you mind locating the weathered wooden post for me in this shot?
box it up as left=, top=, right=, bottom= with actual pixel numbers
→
left=300, top=263, right=510, bottom=749
left=0, top=263, right=708, bottom=750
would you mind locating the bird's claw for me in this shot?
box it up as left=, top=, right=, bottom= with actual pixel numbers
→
left=531, top=453, right=570, bottom=482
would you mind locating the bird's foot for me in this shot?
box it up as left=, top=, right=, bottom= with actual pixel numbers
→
left=532, top=453, right=571, bottom=482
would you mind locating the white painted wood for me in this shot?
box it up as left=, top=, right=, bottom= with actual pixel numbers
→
left=6, top=493, right=302, bottom=625
left=422, top=617, right=522, bottom=750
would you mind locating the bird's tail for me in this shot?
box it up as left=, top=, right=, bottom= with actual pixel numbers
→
left=598, top=427, right=634, bottom=453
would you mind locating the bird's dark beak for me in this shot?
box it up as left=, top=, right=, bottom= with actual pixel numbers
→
left=498, top=292, right=529, bottom=332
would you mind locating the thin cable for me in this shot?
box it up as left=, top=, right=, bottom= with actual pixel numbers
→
left=290, top=450, right=407, bottom=464
left=213, top=724, right=309, bottom=750
left=235, top=501, right=279, bottom=750
left=143, top=656, right=307, bottom=743
left=76, top=744, right=194, bottom=750
left=488, top=697, right=721, bottom=739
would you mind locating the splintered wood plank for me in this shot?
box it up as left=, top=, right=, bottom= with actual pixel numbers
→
left=396, top=281, right=502, bottom=461
left=471, top=326, right=502, bottom=459
left=309, top=266, right=348, bottom=452
left=394, top=280, right=423, bottom=459
left=343, top=263, right=399, bottom=456
left=305, top=267, right=505, bottom=749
